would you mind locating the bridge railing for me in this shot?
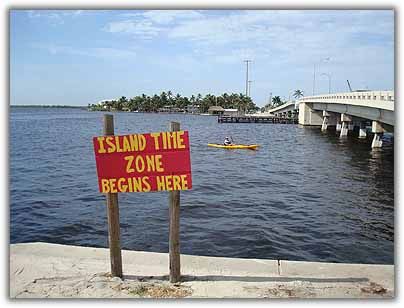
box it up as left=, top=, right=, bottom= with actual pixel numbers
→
left=299, top=90, right=394, bottom=102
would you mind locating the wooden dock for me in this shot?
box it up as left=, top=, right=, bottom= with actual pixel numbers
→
left=218, top=115, right=298, bottom=124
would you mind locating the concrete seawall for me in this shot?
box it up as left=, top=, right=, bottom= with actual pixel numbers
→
left=10, top=242, right=394, bottom=298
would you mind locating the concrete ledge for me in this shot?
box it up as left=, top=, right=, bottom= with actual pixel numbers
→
left=10, top=243, right=394, bottom=298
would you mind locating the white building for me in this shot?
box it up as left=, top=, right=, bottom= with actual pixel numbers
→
left=223, top=108, right=239, bottom=116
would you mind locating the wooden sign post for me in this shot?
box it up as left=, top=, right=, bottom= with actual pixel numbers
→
left=169, top=121, right=181, bottom=283
left=93, top=117, right=192, bottom=282
left=103, top=114, right=123, bottom=278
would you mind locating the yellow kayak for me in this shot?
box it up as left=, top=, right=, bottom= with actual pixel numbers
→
left=208, top=143, right=259, bottom=150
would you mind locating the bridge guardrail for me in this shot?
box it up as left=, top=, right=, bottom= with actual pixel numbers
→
left=299, top=91, right=394, bottom=102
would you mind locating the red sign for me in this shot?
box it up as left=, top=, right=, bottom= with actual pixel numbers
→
left=93, top=131, right=192, bottom=193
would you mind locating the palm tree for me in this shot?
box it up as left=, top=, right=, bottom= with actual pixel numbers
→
left=272, top=96, right=282, bottom=107
left=293, top=90, right=304, bottom=100
left=160, top=91, right=169, bottom=106
left=151, top=94, right=161, bottom=112
left=221, top=93, right=230, bottom=108
left=189, top=95, right=196, bottom=113
left=167, top=91, right=173, bottom=106
left=117, top=96, right=128, bottom=110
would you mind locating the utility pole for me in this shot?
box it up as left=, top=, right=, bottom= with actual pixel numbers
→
left=313, top=57, right=330, bottom=95
left=312, top=63, right=316, bottom=96
left=268, top=92, right=272, bottom=109
left=248, top=80, right=253, bottom=97
left=244, top=60, right=251, bottom=97
left=321, top=73, right=331, bottom=94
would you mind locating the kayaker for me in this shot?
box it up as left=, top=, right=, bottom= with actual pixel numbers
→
left=223, top=136, right=232, bottom=146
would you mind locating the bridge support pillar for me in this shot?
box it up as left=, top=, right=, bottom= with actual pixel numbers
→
left=298, top=103, right=323, bottom=126
left=340, top=122, right=348, bottom=137
left=358, top=122, right=367, bottom=138
left=321, top=111, right=330, bottom=132
left=321, top=117, right=328, bottom=131
left=336, top=121, right=341, bottom=132
left=339, top=113, right=352, bottom=138
left=371, top=121, right=384, bottom=148
left=359, top=129, right=367, bottom=138
left=372, top=134, right=383, bottom=148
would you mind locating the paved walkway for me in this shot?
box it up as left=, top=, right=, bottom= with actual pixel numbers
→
left=10, top=243, right=394, bottom=298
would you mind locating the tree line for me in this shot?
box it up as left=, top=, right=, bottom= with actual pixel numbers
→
left=88, top=91, right=259, bottom=113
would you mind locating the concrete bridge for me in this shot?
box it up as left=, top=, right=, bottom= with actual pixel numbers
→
left=297, top=90, right=394, bottom=148
left=266, top=101, right=298, bottom=118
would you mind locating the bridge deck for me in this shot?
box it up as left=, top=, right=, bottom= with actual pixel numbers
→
left=218, top=116, right=298, bottom=124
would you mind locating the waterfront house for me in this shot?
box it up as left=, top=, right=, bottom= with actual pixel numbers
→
left=186, top=104, right=200, bottom=114
left=158, top=105, right=183, bottom=113
left=223, top=108, right=239, bottom=116
left=208, top=106, right=225, bottom=115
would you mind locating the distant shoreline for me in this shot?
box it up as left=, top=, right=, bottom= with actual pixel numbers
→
left=10, top=105, right=87, bottom=109
left=9, top=105, right=216, bottom=115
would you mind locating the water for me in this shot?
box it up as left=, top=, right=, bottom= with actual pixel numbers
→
left=10, top=107, right=394, bottom=264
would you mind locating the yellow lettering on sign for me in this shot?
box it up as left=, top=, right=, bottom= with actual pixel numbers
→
left=124, top=156, right=135, bottom=173
left=146, top=155, right=156, bottom=172
left=151, top=132, right=160, bottom=150
left=166, top=132, right=172, bottom=149
left=122, top=136, right=131, bottom=152
left=173, top=175, right=181, bottom=190
left=101, top=179, right=110, bottom=193
left=132, top=177, right=142, bottom=192
left=142, top=177, right=151, bottom=192
left=145, top=131, right=186, bottom=150
left=165, top=175, right=173, bottom=190
left=109, top=178, right=117, bottom=193
left=124, top=155, right=165, bottom=174
left=155, top=155, right=164, bottom=172
left=162, top=132, right=167, bottom=149
left=127, top=177, right=133, bottom=192
left=138, top=134, right=146, bottom=151
left=181, top=174, right=188, bottom=190
left=135, top=155, right=145, bottom=172
left=169, top=132, right=177, bottom=148
left=156, top=176, right=165, bottom=191
left=129, top=135, right=138, bottom=151
left=115, top=136, right=122, bottom=152
left=177, top=131, right=185, bottom=149
left=106, top=136, right=116, bottom=153
left=97, top=137, right=106, bottom=153
left=117, top=178, right=127, bottom=192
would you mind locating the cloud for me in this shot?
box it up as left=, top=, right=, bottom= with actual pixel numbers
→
left=26, top=10, right=85, bottom=25
left=104, top=10, right=205, bottom=39
left=27, top=10, right=41, bottom=18
left=119, top=10, right=204, bottom=24
left=102, top=9, right=392, bottom=71
left=100, top=10, right=394, bottom=97
left=104, top=20, right=163, bottom=39
left=40, top=44, right=137, bottom=59
left=22, top=10, right=393, bottom=104
left=141, top=10, right=204, bottom=24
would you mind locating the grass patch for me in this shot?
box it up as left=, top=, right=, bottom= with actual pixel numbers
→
left=128, top=283, right=192, bottom=298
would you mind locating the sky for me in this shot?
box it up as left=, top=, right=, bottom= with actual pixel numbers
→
left=10, top=9, right=394, bottom=107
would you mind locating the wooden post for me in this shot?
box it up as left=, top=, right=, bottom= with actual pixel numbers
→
left=169, top=121, right=181, bottom=283
left=103, top=114, right=123, bottom=278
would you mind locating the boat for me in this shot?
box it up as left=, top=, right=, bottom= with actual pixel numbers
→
left=207, top=143, right=259, bottom=150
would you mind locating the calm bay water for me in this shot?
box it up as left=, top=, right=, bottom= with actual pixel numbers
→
left=10, top=107, right=394, bottom=264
